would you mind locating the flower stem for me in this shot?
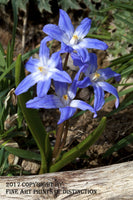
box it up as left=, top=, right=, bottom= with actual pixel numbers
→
left=63, top=52, right=69, bottom=69
left=55, top=120, right=69, bottom=161
left=52, top=120, right=69, bottom=163
left=52, top=122, right=64, bottom=161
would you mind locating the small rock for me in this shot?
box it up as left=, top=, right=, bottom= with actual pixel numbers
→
left=21, top=160, right=40, bottom=174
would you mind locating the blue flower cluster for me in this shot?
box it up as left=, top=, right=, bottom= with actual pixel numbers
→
left=15, top=9, right=120, bottom=124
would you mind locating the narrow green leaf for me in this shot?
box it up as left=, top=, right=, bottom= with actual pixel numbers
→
left=2, top=146, right=41, bottom=161
left=114, top=14, right=133, bottom=30
left=0, top=150, right=9, bottom=175
left=50, top=117, right=106, bottom=172
left=87, top=33, right=111, bottom=41
left=108, top=53, right=133, bottom=68
left=103, top=133, right=133, bottom=158
left=0, top=50, right=6, bottom=67
left=105, top=1, right=133, bottom=11
left=0, top=106, right=5, bottom=125
left=0, top=42, right=5, bottom=56
left=0, top=147, right=5, bottom=166
left=45, top=133, right=52, bottom=167
left=121, top=64, right=133, bottom=76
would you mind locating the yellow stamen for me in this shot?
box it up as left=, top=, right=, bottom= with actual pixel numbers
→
left=63, top=94, right=68, bottom=101
left=38, top=66, right=43, bottom=72
left=94, top=72, right=100, bottom=79
left=72, top=35, right=78, bottom=40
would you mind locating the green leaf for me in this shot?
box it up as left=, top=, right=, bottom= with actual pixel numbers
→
left=2, top=146, right=41, bottom=161
left=0, top=147, right=5, bottom=166
left=87, top=33, right=111, bottom=41
left=104, top=1, right=133, bottom=11
left=45, top=133, right=52, bottom=167
left=103, top=133, right=133, bottom=158
left=0, top=147, right=9, bottom=175
left=108, top=53, right=133, bottom=68
left=0, top=50, right=6, bottom=68
left=121, top=64, right=133, bottom=76
left=0, top=0, right=9, bottom=4
left=0, top=106, right=5, bottom=126
left=37, top=0, right=51, bottom=13
left=0, top=42, right=5, bottom=56
left=15, top=0, right=29, bottom=12
left=50, top=117, right=106, bottom=172
left=59, top=0, right=81, bottom=10
left=114, top=14, right=133, bottom=30
left=15, top=54, right=51, bottom=173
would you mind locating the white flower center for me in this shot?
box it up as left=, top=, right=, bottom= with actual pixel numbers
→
left=90, top=72, right=101, bottom=82
left=61, top=94, right=71, bottom=106
left=38, top=66, right=48, bottom=75
left=70, top=35, right=79, bottom=45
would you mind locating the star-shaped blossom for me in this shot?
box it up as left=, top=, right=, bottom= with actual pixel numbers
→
left=75, top=52, right=121, bottom=114
left=43, top=9, right=108, bottom=59
left=26, top=68, right=96, bottom=124
left=15, top=38, right=72, bottom=97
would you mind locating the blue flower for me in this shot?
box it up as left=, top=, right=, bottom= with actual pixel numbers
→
left=15, top=38, right=72, bottom=97
left=26, top=68, right=96, bottom=124
left=43, top=9, right=108, bottom=58
left=76, top=52, right=121, bottom=114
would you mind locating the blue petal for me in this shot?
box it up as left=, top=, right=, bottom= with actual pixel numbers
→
left=84, top=53, right=98, bottom=75
left=74, top=18, right=92, bottom=39
left=41, top=36, right=53, bottom=43
left=39, top=39, right=50, bottom=66
left=15, top=73, right=37, bottom=95
left=76, top=48, right=91, bottom=63
left=43, top=24, right=69, bottom=44
left=93, top=85, right=105, bottom=111
left=78, top=38, right=108, bottom=50
left=59, top=9, right=74, bottom=39
left=97, top=68, right=121, bottom=82
left=51, top=69, right=72, bottom=83
left=26, top=95, right=63, bottom=109
left=71, top=51, right=98, bottom=76
left=77, top=77, right=91, bottom=88
left=74, top=65, right=85, bottom=81
left=25, top=57, right=40, bottom=73
left=60, top=42, right=73, bottom=53
left=68, top=80, right=77, bottom=100
left=98, top=81, right=119, bottom=108
left=68, top=66, right=85, bottom=99
left=58, top=107, right=76, bottom=124
left=70, top=100, right=95, bottom=114
left=71, top=52, right=84, bottom=66
left=48, top=52, right=62, bottom=70
left=37, top=79, right=51, bottom=97
left=54, top=81, right=68, bottom=97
